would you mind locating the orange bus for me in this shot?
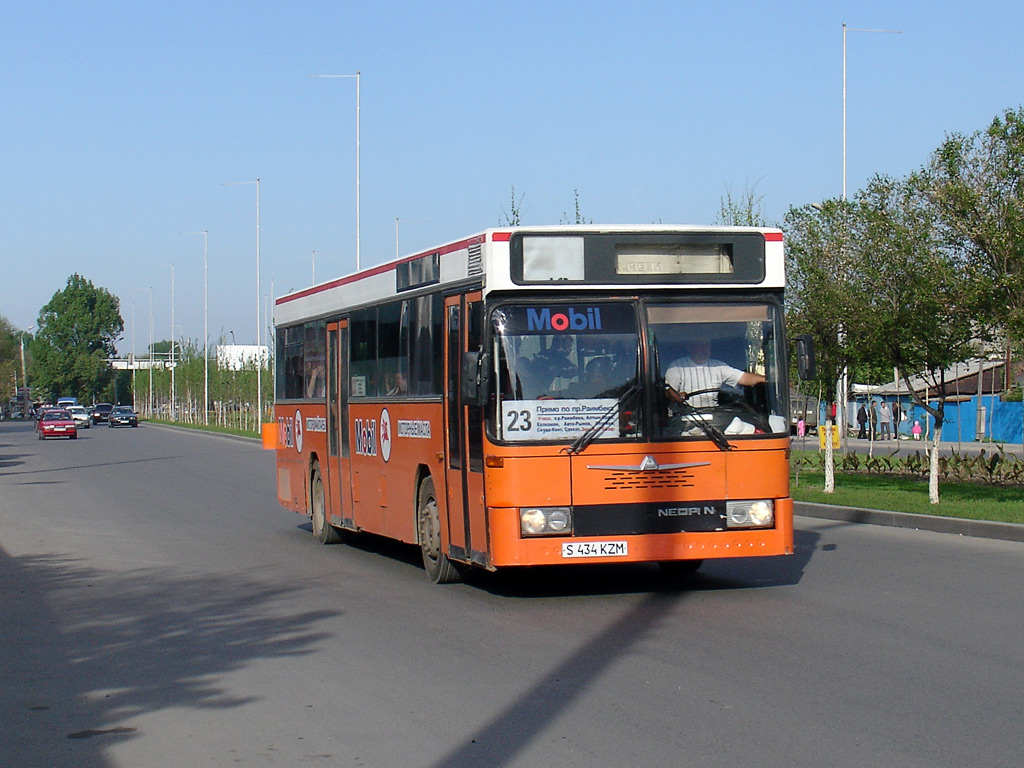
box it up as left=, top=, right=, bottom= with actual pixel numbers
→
left=270, top=226, right=813, bottom=582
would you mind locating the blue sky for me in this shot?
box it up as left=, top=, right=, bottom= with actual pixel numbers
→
left=2, top=1, right=1022, bottom=355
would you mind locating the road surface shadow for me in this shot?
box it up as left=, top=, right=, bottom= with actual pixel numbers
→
left=0, top=546, right=340, bottom=768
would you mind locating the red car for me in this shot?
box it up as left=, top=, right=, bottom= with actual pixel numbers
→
left=36, top=409, right=78, bottom=440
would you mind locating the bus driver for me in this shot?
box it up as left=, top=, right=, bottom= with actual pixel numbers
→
left=663, top=334, right=765, bottom=409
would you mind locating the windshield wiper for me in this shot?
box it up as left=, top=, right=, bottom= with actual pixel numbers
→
left=675, top=403, right=734, bottom=452
left=564, top=384, right=640, bottom=455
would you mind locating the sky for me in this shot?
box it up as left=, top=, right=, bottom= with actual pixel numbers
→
left=3, top=1, right=1023, bottom=356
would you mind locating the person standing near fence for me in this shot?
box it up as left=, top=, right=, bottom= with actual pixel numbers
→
left=879, top=401, right=892, bottom=440
left=857, top=403, right=868, bottom=439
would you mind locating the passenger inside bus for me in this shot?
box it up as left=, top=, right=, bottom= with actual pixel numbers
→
left=535, top=335, right=577, bottom=383
left=386, top=371, right=408, bottom=396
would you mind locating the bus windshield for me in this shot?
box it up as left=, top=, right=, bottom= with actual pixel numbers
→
left=491, top=300, right=788, bottom=445
left=492, top=302, right=640, bottom=443
left=648, top=301, right=788, bottom=440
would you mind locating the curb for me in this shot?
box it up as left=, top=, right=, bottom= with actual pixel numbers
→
left=795, top=501, right=1024, bottom=544
left=145, top=421, right=262, bottom=445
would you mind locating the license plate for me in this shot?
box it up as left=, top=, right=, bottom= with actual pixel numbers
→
left=562, top=541, right=628, bottom=559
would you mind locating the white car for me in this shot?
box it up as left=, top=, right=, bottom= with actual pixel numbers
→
left=67, top=405, right=91, bottom=429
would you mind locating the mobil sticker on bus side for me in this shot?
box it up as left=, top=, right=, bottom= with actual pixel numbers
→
left=355, top=408, right=393, bottom=462
left=277, top=410, right=327, bottom=454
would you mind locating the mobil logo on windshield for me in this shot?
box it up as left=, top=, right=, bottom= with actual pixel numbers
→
left=527, top=306, right=602, bottom=332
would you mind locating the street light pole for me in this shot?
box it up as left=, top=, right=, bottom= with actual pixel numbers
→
left=130, top=302, right=136, bottom=410
left=19, top=326, right=33, bottom=415
left=395, top=218, right=427, bottom=259
left=843, top=23, right=902, bottom=201
left=159, top=264, right=175, bottom=420
left=148, top=287, right=154, bottom=417
left=839, top=22, right=901, bottom=451
left=225, top=179, right=263, bottom=428
left=309, top=72, right=361, bottom=270
left=182, top=230, right=210, bottom=424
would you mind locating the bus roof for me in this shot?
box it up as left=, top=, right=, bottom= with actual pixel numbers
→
left=275, top=225, right=784, bottom=327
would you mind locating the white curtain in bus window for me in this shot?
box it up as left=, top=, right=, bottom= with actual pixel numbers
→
left=522, top=236, right=585, bottom=281
left=616, top=244, right=734, bottom=275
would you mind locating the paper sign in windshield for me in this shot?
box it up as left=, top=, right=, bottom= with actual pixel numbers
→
left=502, top=399, right=618, bottom=441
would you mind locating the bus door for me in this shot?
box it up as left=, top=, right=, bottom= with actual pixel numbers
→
left=443, top=293, right=488, bottom=567
left=326, top=320, right=354, bottom=529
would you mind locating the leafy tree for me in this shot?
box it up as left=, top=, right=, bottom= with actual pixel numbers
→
left=716, top=181, right=767, bottom=226
left=849, top=173, right=977, bottom=503
left=31, top=274, right=123, bottom=403
left=499, top=184, right=524, bottom=226
left=561, top=189, right=592, bottom=225
left=0, top=315, right=23, bottom=407
left=784, top=198, right=860, bottom=492
left=927, top=107, right=1024, bottom=352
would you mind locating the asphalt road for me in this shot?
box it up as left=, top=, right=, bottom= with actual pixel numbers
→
left=2, top=420, right=1023, bottom=768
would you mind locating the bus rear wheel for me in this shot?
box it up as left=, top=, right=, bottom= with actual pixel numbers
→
left=417, top=477, right=462, bottom=584
left=310, top=462, right=342, bottom=544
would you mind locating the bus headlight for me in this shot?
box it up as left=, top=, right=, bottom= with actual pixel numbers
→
left=520, top=507, right=573, bottom=537
left=726, top=500, right=774, bottom=528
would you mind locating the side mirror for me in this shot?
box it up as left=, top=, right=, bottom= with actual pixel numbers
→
left=460, top=350, right=491, bottom=406
left=794, top=335, right=816, bottom=381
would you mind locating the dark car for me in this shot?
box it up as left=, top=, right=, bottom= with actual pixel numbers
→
left=91, top=403, right=113, bottom=424
left=36, top=409, right=78, bottom=440
left=108, top=405, right=138, bottom=428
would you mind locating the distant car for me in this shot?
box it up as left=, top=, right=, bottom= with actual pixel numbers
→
left=57, top=397, right=79, bottom=409
left=108, top=405, right=138, bottom=428
left=67, top=405, right=91, bottom=429
left=91, top=403, right=113, bottom=424
left=36, top=409, right=78, bottom=440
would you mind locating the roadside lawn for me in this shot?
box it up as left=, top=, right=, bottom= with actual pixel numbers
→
left=791, top=470, right=1024, bottom=525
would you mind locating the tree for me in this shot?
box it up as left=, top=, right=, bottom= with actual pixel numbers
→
left=784, top=198, right=861, bottom=492
left=716, top=181, right=767, bottom=227
left=561, top=189, right=592, bottom=225
left=0, top=315, right=22, bottom=407
left=927, top=107, right=1024, bottom=352
left=849, top=174, right=977, bottom=503
left=499, top=184, right=524, bottom=226
left=31, top=274, right=123, bottom=403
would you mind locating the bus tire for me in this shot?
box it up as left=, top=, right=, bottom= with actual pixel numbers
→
left=310, top=462, right=342, bottom=545
left=417, top=477, right=462, bottom=584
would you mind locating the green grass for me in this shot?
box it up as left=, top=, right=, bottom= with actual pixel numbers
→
left=792, top=469, right=1024, bottom=525
left=146, top=419, right=260, bottom=440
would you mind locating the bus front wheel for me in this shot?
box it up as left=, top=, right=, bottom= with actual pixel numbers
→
left=417, top=477, right=462, bottom=584
left=310, top=462, right=342, bottom=544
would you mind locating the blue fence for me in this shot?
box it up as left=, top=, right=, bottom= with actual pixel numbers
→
left=841, top=396, right=1024, bottom=445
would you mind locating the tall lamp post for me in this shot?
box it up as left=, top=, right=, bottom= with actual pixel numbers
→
left=20, top=326, right=33, bottom=415
left=225, top=179, right=262, bottom=427
left=309, top=72, right=361, bottom=270
left=839, top=22, right=902, bottom=448
left=130, top=303, right=136, bottom=410
left=148, top=287, right=154, bottom=417
left=395, top=218, right=427, bottom=260
left=182, top=230, right=209, bottom=424
left=160, top=263, right=176, bottom=421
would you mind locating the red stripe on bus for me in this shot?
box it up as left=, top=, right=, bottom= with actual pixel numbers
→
left=764, top=232, right=783, bottom=242
left=277, top=233, right=487, bottom=305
